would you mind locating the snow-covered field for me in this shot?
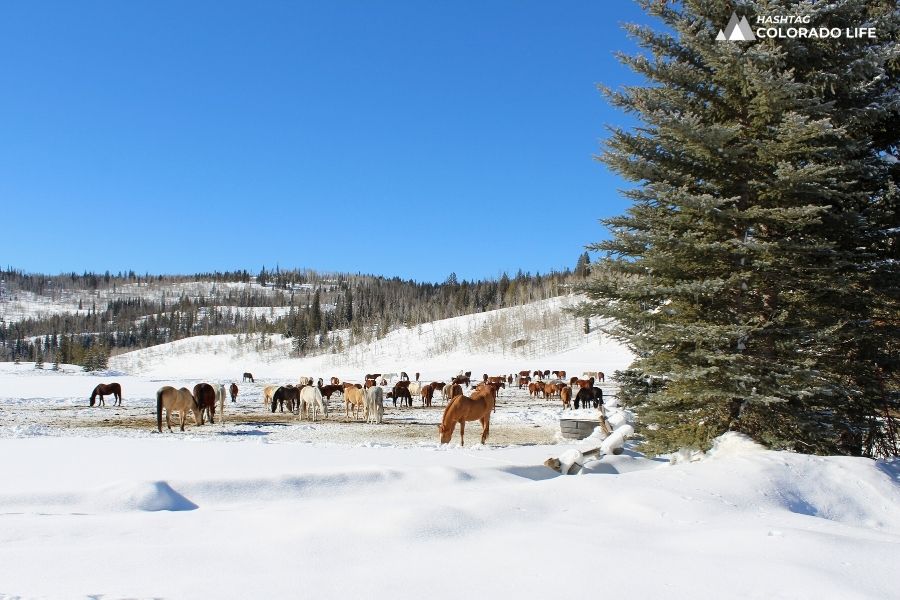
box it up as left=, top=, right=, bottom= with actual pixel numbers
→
left=1, top=307, right=899, bottom=599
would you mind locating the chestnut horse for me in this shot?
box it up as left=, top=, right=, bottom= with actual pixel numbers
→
left=89, top=382, right=122, bottom=407
left=421, top=384, right=436, bottom=407
left=438, top=385, right=496, bottom=446
left=229, top=382, right=239, bottom=402
left=194, top=383, right=217, bottom=424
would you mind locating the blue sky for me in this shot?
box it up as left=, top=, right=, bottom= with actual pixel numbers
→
left=1, top=1, right=649, bottom=282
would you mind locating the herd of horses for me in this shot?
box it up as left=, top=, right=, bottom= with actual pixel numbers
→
left=86, top=367, right=608, bottom=445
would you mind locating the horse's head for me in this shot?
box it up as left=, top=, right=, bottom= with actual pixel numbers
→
left=438, top=424, right=452, bottom=444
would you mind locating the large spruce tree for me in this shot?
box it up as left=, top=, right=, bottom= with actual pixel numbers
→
left=581, top=0, right=899, bottom=455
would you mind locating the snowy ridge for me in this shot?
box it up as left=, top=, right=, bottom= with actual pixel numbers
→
left=0, top=278, right=285, bottom=324
left=109, top=294, right=634, bottom=379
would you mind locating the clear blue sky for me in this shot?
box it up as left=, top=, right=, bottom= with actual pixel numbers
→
left=1, top=1, right=649, bottom=282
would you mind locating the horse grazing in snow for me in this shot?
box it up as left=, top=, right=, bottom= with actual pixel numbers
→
left=438, top=385, right=496, bottom=446
left=242, top=372, right=254, bottom=383
left=89, top=382, right=122, bottom=407
left=271, top=385, right=300, bottom=413
left=156, top=386, right=200, bottom=433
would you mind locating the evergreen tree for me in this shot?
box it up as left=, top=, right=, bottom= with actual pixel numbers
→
left=579, top=0, right=899, bottom=456
left=34, top=348, right=43, bottom=369
left=575, top=252, right=591, bottom=278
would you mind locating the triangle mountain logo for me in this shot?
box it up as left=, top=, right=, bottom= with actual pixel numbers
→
left=716, top=12, right=756, bottom=41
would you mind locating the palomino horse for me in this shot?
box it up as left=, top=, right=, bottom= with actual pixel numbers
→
left=263, top=385, right=280, bottom=407
left=345, top=387, right=366, bottom=421
left=229, top=382, right=239, bottom=402
left=156, top=386, right=200, bottom=432
left=243, top=372, right=254, bottom=383
left=438, top=385, right=496, bottom=446
left=89, top=382, right=122, bottom=407
left=194, top=383, right=217, bottom=424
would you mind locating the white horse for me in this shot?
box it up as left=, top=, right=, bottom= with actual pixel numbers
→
left=298, top=376, right=313, bottom=386
left=365, top=386, right=384, bottom=424
left=299, top=385, right=328, bottom=422
left=408, top=381, right=422, bottom=397
left=215, top=384, right=227, bottom=423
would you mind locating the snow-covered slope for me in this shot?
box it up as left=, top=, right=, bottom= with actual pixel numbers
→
left=109, top=295, right=634, bottom=380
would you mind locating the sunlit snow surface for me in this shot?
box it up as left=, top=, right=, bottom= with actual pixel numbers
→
left=1, top=303, right=898, bottom=599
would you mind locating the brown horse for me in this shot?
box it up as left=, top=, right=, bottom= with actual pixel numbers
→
left=451, top=375, right=470, bottom=387
left=330, top=376, right=341, bottom=385
left=560, top=386, right=572, bottom=409
left=421, top=384, right=436, bottom=407
left=156, top=386, right=200, bottom=432
left=438, top=385, right=496, bottom=446
left=89, top=382, right=122, bottom=407
left=242, top=372, right=254, bottom=383
left=318, top=382, right=344, bottom=400
left=229, top=382, right=239, bottom=402
left=444, top=383, right=463, bottom=400
left=193, top=383, right=217, bottom=424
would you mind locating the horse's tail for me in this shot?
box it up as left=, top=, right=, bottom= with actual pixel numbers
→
left=156, top=388, right=164, bottom=432
left=89, top=388, right=96, bottom=407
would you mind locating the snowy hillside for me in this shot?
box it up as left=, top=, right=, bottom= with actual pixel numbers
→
left=109, top=295, right=634, bottom=380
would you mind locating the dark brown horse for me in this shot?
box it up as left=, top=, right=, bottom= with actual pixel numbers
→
left=242, top=372, right=254, bottom=382
left=318, top=383, right=344, bottom=400
left=193, top=383, right=217, bottom=424
left=229, top=382, right=239, bottom=402
left=452, top=375, right=471, bottom=387
left=330, top=376, right=341, bottom=385
left=272, top=385, right=301, bottom=413
left=89, top=383, right=122, bottom=407
left=388, top=384, right=413, bottom=407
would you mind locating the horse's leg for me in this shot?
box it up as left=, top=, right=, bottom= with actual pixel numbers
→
left=459, top=420, right=465, bottom=446
left=166, top=409, right=173, bottom=432
left=481, top=417, right=490, bottom=444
